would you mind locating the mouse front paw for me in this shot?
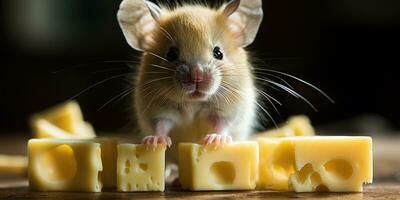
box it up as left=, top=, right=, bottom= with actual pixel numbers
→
left=202, top=133, right=232, bottom=149
left=142, top=135, right=172, bottom=150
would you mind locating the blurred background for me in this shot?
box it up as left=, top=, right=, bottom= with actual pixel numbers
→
left=1, top=0, right=400, bottom=135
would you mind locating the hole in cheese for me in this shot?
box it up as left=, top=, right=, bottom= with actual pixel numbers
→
left=315, top=184, right=329, bottom=192
left=139, top=163, right=148, bottom=171
left=39, top=144, right=77, bottom=181
left=271, top=142, right=295, bottom=178
left=210, top=161, right=235, bottom=185
left=127, top=183, right=131, bottom=191
left=125, top=160, right=131, bottom=174
left=295, top=163, right=314, bottom=184
left=310, top=172, right=322, bottom=184
left=324, top=159, right=353, bottom=180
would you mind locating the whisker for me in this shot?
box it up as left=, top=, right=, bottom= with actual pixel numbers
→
left=97, top=87, right=134, bottom=111
left=256, top=88, right=281, bottom=117
left=147, top=52, right=178, bottom=67
left=256, top=88, right=282, bottom=106
left=254, top=68, right=334, bottom=103
left=254, top=100, right=278, bottom=127
left=255, top=77, right=318, bottom=112
left=220, top=80, right=278, bottom=127
left=254, top=71, right=294, bottom=89
left=157, top=25, right=175, bottom=44
left=149, top=64, right=175, bottom=72
left=68, top=73, right=135, bottom=100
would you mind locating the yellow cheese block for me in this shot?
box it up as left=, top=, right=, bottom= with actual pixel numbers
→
left=30, top=101, right=96, bottom=139
left=117, top=144, right=166, bottom=192
left=289, top=136, right=373, bottom=192
left=257, top=136, right=373, bottom=192
left=28, top=139, right=103, bottom=192
left=256, top=115, right=315, bottom=138
left=0, top=155, right=28, bottom=174
left=179, top=142, right=259, bottom=191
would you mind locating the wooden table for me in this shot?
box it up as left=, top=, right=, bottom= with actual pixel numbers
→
left=1, top=134, right=399, bottom=199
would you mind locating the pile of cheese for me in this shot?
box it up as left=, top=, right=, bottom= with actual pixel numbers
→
left=21, top=101, right=373, bottom=193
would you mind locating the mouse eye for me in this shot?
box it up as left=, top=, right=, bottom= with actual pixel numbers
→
left=213, top=46, right=223, bottom=60
left=166, top=47, right=179, bottom=62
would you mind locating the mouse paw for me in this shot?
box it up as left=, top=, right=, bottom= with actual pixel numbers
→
left=202, top=133, right=232, bottom=149
left=142, top=135, right=172, bottom=150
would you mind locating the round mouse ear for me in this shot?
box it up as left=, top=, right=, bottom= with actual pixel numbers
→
left=221, top=0, right=263, bottom=47
left=117, top=0, right=163, bottom=51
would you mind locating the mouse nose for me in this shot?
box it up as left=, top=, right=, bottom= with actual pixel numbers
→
left=190, top=65, right=204, bottom=83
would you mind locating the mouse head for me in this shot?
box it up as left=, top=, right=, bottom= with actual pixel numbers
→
left=118, top=0, right=263, bottom=102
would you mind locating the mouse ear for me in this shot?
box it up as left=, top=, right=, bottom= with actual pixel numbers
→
left=221, top=0, right=263, bottom=47
left=117, top=0, right=163, bottom=51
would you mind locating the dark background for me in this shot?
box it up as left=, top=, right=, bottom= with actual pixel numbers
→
left=1, top=0, right=399, bottom=135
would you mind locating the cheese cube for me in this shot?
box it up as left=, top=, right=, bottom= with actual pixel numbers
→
left=289, top=136, right=373, bottom=192
left=179, top=142, right=259, bottom=191
left=256, top=115, right=315, bottom=138
left=257, top=136, right=373, bottom=192
left=0, top=155, right=28, bottom=174
left=30, top=101, right=96, bottom=139
left=117, top=144, right=166, bottom=192
left=28, top=139, right=103, bottom=192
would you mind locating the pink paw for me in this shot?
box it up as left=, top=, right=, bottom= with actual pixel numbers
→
left=142, top=135, right=172, bottom=150
left=202, top=133, right=232, bottom=149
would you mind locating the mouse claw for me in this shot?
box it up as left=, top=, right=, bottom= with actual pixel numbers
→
left=142, top=135, right=172, bottom=150
left=202, top=133, right=232, bottom=149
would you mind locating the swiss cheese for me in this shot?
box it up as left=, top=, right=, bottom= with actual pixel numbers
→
left=117, top=144, right=166, bottom=192
left=28, top=139, right=103, bottom=192
left=179, top=142, right=259, bottom=191
left=257, top=136, right=373, bottom=192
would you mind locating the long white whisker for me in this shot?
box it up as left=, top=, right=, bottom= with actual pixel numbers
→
left=68, top=73, right=135, bottom=100
left=255, top=77, right=318, bottom=112
left=157, top=25, right=175, bottom=44
left=254, top=100, right=278, bottom=127
left=255, top=68, right=334, bottom=103
left=256, top=88, right=281, bottom=117
left=254, top=71, right=294, bottom=89
left=97, top=87, right=134, bottom=111
left=149, top=64, right=175, bottom=72
left=221, top=81, right=278, bottom=127
left=147, top=52, right=178, bottom=67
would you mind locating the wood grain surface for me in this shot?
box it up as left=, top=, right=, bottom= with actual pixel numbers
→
left=0, top=134, right=399, bottom=199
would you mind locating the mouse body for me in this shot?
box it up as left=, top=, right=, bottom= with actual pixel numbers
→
left=118, top=0, right=263, bottom=161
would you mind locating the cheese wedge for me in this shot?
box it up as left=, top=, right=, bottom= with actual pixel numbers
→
left=256, top=115, right=315, bottom=138
left=179, top=142, right=258, bottom=191
left=30, top=101, right=95, bottom=139
left=0, top=155, right=28, bottom=174
left=28, top=139, right=103, bottom=192
left=257, top=136, right=373, bottom=192
left=117, top=144, right=166, bottom=192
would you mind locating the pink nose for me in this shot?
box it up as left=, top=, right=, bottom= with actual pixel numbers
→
left=190, top=66, right=204, bottom=83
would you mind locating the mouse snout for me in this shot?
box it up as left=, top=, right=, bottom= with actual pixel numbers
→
left=176, top=63, right=216, bottom=97
left=190, top=65, right=204, bottom=83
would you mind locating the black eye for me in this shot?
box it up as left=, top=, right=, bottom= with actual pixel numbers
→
left=166, top=47, right=179, bottom=62
left=213, top=46, right=223, bottom=60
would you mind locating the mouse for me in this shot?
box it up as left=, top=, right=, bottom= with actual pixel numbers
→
left=117, top=0, right=263, bottom=161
